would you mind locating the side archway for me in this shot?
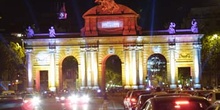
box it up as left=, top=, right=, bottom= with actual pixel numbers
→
left=61, top=56, right=78, bottom=91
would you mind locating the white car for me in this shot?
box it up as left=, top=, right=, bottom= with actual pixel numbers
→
left=205, top=91, right=220, bottom=104
left=23, top=94, right=41, bottom=106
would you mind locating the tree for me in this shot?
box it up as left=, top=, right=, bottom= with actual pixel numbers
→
left=0, top=35, right=26, bottom=90
left=201, top=34, right=220, bottom=87
left=105, top=55, right=122, bottom=87
left=105, top=69, right=122, bottom=87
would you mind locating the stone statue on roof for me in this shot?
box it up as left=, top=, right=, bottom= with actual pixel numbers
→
left=191, top=19, right=198, bottom=33
left=168, top=22, right=176, bottom=34
left=26, top=26, right=34, bottom=38
left=49, top=26, right=56, bottom=37
left=95, top=0, right=119, bottom=13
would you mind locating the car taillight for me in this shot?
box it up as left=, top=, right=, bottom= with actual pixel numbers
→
left=130, top=98, right=136, bottom=102
left=125, top=98, right=130, bottom=101
left=24, top=100, right=29, bottom=103
left=175, top=101, right=189, bottom=105
left=130, top=98, right=137, bottom=105
left=174, top=101, right=189, bottom=109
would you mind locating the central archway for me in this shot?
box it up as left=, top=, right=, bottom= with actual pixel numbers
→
left=147, top=54, right=167, bottom=88
left=101, top=55, right=122, bottom=93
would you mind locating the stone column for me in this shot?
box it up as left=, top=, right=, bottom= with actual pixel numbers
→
left=79, top=49, right=86, bottom=89
left=169, top=45, right=176, bottom=89
left=84, top=47, right=98, bottom=89
left=91, top=51, right=99, bottom=89
left=137, top=48, right=144, bottom=89
left=26, top=49, right=33, bottom=92
left=131, top=50, right=137, bottom=89
left=193, top=43, right=202, bottom=88
left=124, top=50, right=130, bottom=89
left=49, top=49, right=56, bottom=91
left=86, top=52, right=92, bottom=88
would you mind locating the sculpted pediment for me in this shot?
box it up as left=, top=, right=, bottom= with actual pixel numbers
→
left=83, top=4, right=138, bottom=16
left=81, top=1, right=142, bottom=36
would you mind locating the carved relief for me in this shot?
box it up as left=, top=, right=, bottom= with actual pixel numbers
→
left=95, top=0, right=119, bottom=13
left=178, top=52, right=191, bottom=60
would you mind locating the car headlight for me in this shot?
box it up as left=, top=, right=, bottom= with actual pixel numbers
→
left=60, top=96, right=65, bottom=100
left=32, top=97, right=41, bottom=105
left=68, top=95, right=79, bottom=103
left=55, top=97, right=60, bottom=100
left=81, top=95, right=90, bottom=103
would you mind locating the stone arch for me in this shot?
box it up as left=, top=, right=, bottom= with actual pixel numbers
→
left=147, top=53, right=167, bottom=87
left=61, top=56, right=78, bottom=91
left=100, top=54, right=122, bottom=92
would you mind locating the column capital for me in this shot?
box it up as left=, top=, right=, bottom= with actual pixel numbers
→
left=25, top=48, right=33, bottom=53
left=80, top=46, right=98, bottom=52
left=49, top=48, right=56, bottom=53
left=169, top=45, right=176, bottom=50
left=124, top=44, right=143, bottom=51
left=193, top=43, right=202, bottom=49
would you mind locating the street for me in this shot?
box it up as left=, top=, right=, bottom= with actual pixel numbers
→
left=36, top=94, right=124, bottom=110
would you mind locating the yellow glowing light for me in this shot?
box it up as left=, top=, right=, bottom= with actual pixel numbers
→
left=211, top=34, right=219, bottom=40
left=213, top=34, right=218, bottom=38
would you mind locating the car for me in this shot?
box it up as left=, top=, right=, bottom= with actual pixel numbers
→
left=142, top=96, right=211, bottom=110
left=134, top=94, right=155, bottom=110
left=206, top=103, right=220, bottom=110
left=177, top=90, right=213, bottom=97
left=1, top=90, right=16, bottom=96
left=41, top=91, right=56, bottom=98
left=123, top=90, right=151, bottom=110
left=63, top=91, right=91, bottom=110
left=153, top=93, right=192, bottom=97
left=0, top=98, right=24, bottom=110
left=205, top=91, right=220, bottom=104
left=134, top=93, right=191, bottom=110
left=23, top=94, right=41, bottom=109
left=55, top=92, right=71, bottom=103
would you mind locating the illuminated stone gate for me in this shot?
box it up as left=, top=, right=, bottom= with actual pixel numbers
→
left=23, top=1, right=203, bottom=92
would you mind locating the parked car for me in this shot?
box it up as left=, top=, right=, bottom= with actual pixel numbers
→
left=153, top=93, right=192, bottom=97
left=135, top=93, right=191, bottom=110
left=205, top=91, right=220, bottom=104
left=206, top=103, right=220, bottom=110
left=123, top=90, right=151, bottom=110
left=134, top=94, right=155, bottom=110
left=1, top=90, right=16, bottom=96
left=142, top=96, right=211, bottom=110
left=0, top=98, right=24, bottom=110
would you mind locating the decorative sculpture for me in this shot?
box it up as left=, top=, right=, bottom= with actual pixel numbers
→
left=26, top=26, right=34, bottom=38
left=191, top=19, right=198, bottom=33
left=58, top=3, right=67, bottom=19
left=49, top=26, right=56, bottom=37
left=95, top=0, right=119, bottom=13
left=168, top=22, right=176, bottom=34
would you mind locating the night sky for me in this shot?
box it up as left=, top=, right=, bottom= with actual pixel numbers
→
left=0, top=0, right=216, bottom=33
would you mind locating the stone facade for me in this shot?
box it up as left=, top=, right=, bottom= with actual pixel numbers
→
left=23, top=1, right=203, bottom=92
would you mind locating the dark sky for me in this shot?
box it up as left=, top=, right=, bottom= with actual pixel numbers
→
left=0, top=0, right=214, bottom=33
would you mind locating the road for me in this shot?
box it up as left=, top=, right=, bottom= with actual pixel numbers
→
left=36, top=94, right=124, bottom=110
